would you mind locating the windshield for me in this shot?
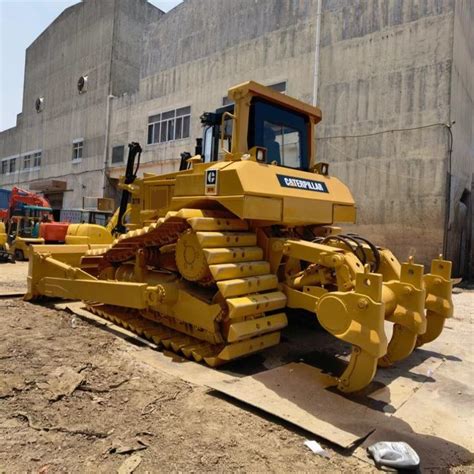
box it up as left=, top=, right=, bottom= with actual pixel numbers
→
left=248, top=98, right=309, bottom=170
left=201, top=110, right=233, bottom=163
left=203, top=126, right=213, bottom=163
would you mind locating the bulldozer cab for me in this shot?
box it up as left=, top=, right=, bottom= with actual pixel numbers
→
left=201, top=81, right=320, bottom=170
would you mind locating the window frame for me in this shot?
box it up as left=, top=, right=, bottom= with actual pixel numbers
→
left=8, top=158, right=16, bottom=174
left=23, top=154, right=31, bottom=171
left=17, top=149, right=42, bottom=172
left=0, top=155, right=19, bottom=175
left=33, top=151, right=42, bottom=169
left=248, top=97, right=309, bottom=171
left=111, top=145, right=125, bottom=165
left=147, top=106, right=191, bottom=145
left=0, top=160, right=7, bottom=175
left=72, top=139, right=84, bottom=162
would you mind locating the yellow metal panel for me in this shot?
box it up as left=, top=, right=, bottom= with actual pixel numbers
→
left=216, top=274, right=279, bottom=298
left=227, top=291, right=287, bottom=319
left=283, top=285, right=319, bottom=313
left=155, top=289, right=221, bottom=334
left=38, top=278, right=149, bottom=308
left=216, top=161, right=355, bottom=224
left=196, top=231, right=257, bottom=248
left=283, top=196, right=333, bottom=224
left=169, top=159, right=355, bottom=226
left=187, top=217, right=248, bottom=231
left=216, top=332, right=281, bottom=361
left=227, top=313, right=288, bottom=342
left=204, top=246, right=263, bottom=264
left=172, top=173, right=205, bottom=196
left=333, top=204, right=357, bottom=223
left=30, top=244, right=104, bottom=262
left=66, top=224, right=113, bottom=245
left=242, top=196, right=282, bottom=221
left=284, top=239, right=345, bottom=266
left=209, top=260, right=270, bottom=280
left=303, top=286, right=328, bottom=298
left=175, top=208, right=232, bottom=219
left=228, top=81, right=322, bottom=123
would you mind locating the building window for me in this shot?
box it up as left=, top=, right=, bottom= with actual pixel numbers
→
left=111, top=145, right=124, bottom=164
left=147, top=106, right=191, bottom=145
left=20, top=151, right=41, bottom=171
left=33, top=151, right=42, bottom=168
left=8, top=158, right=16, bottom=173
left=1, top=161, right=7, bottom=175
left=23, top=154, right=31, bottom=170
left=72, top=140, right=83, bottom=161
left=222, top=81, right=287, bottom=106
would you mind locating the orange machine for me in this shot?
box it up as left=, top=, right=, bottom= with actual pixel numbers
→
left=0, top=187, right=51, bottom=220
left=40, top=222, right=70, bottom=243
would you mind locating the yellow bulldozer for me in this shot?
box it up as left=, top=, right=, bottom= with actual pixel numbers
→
left=25, top=81, right=453, bottom=393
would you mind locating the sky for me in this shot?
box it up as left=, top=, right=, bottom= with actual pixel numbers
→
left=0, top=0, right=182, bottom=132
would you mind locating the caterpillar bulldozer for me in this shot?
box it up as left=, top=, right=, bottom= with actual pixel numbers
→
left=25, top=81, right=453, bottom=393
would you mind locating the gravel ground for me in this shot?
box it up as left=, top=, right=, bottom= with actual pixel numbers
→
left=0, top=262, right=372, bottom=473
left=0, top=261, right=472, bottom=472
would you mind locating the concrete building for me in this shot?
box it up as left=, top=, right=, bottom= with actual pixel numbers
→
left=0, top=0, right=162, bottom=210
left=0, top=0, right=472, bottom=277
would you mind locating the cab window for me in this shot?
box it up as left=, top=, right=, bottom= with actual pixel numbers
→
left=263, top=122, right=301, bottom=168
left=248, top=98, right=309, bottom=170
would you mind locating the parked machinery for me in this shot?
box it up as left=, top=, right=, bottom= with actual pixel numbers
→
left=25, top=82, right=453, bottom=392
left=0, top=221, right=13, bottom=263
left=0, top=187, right=114, bottom=261
left=0, top=187, right=52, bottom=261
left=41, top=209, right=114, bottom=246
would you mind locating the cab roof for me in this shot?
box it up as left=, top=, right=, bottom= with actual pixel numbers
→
left=227, top=81, right=322, bottom=124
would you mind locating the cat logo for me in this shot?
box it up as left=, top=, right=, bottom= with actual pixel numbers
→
left=205, top=169, right=218, bottom=195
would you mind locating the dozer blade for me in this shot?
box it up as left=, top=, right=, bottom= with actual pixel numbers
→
left=417, top=257, right=454, bottom=347
left=316, top=271, right=388, bottom=392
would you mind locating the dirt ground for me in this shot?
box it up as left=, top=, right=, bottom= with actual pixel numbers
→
left=0, top=262, right=472, bottom=473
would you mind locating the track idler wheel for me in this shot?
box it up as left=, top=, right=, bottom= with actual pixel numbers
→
left=175, top=230, right=212, bottom=283
left=316, top=271, right=387, bottom=392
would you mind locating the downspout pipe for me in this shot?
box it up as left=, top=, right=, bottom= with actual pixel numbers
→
left=312, top=0, right=323, bottom=106
left=102, top=94, right=116, bottom=197
left=443, top=122, right=454, bottom=260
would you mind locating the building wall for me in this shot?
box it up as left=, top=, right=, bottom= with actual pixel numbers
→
left=108, top=0, right=318, bottom=178
left=316, top=0, right=456, bottom=266
left=0, top=0, right=472, bottom=275
left=108, top=0, right=464, bottom=269
left=0, top=0, right=162, bottom=209
left=110, top=0, right=163, bottom=96
left=446, top=0, right=474, bottom=276
left=0, top=0, right=117, bottom=205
